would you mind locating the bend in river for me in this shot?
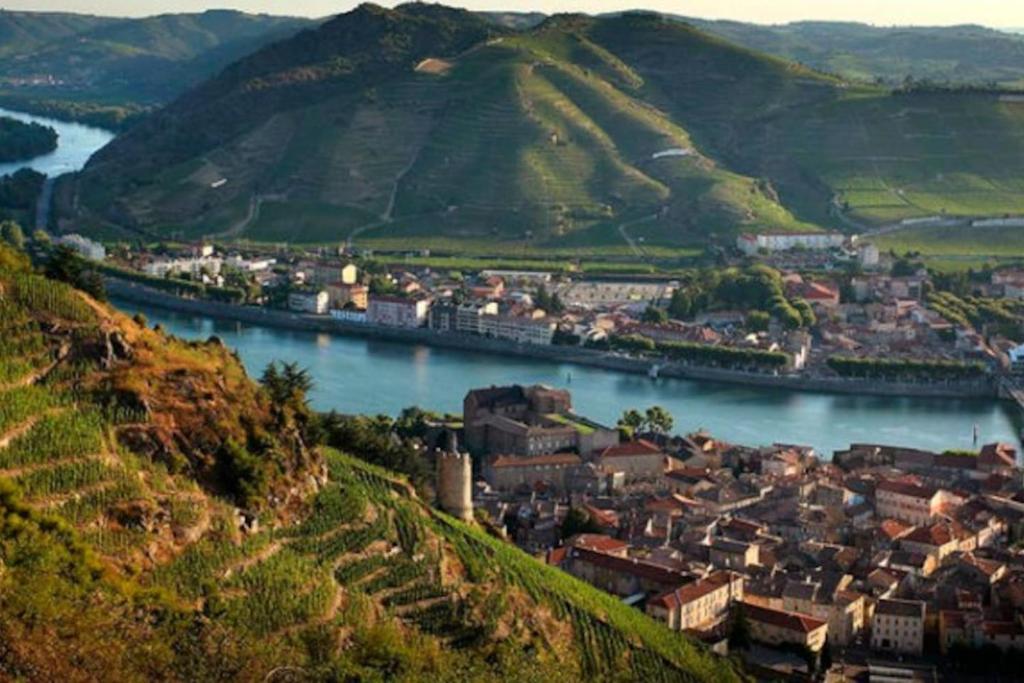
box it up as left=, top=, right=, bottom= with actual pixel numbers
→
left=120, top=301, right=1024, bottom=457
left=0, top=106, right=114, bottom=177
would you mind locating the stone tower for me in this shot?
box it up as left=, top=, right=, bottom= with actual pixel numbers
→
left=436, top=431, right=473, bottom=522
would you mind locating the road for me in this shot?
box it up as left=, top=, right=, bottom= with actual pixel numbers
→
left=35, top=176, right=55, bottom=232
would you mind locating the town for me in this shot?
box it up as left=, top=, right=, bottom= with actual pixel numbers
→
left=427, top=382, right=1024, bottom=680
left=50, top=229, right=1024, bottom=401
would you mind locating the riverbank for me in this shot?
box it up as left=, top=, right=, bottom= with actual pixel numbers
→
left=106, top=278, right=1000, bottom=401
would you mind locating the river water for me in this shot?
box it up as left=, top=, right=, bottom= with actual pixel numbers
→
left=0, top=106, right=114, bottom=177
left=116, top=301, right=1023, bottom=457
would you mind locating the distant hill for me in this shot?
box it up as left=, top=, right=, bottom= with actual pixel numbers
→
left=0, top=246, right=742, bottom=681
left=683, top=19, right=1024, bottom=86
left=0, top=10, right=113, bottom=57
left=0, top=10, right=315, bottom=108
left=64, top=4, right=1024, bottom=251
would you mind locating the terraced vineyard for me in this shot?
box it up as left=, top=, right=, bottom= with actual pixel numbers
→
left=0, top=250, right=741, bottom=681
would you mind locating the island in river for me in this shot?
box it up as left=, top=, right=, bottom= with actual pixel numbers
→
left=0, top=115, right=57, bottom=163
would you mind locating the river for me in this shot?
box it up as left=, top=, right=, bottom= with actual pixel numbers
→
left=117, top=300, right=1023, bottom=457
left=0, top=106, right=114, bottom=177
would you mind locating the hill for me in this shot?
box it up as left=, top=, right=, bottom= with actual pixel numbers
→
left=684, top=19, right=1024, bottom=87
left=0, top=9, right=314, bottom=120
left=0, top=244, right=742, bottom=681
left=64, top=4, right=1024, bottom=251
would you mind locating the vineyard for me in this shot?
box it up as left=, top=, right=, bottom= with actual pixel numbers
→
left=0, top=254, right=741, bottom=681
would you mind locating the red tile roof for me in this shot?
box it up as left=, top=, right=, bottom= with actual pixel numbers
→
left=741, top=601, right=826, bottom=634
left=490, top=453, right=581, bottom=469
left=568, top=547, right=691, bottom=587
left=597, top=439, right=663, bottom=458
left=876, top=479, right=938, bottom=500
left=649, top=570, right=737, bottom=610
left=567, top=534, right=628, bottom=554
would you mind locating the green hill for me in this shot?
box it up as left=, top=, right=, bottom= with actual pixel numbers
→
left=0, top=10, right=314, bottom=113
left=64, top=4, right=1024, bottom=251
left=0, top=244, right=742, bottom=681
left=683, top=19, right=1024, bottom=87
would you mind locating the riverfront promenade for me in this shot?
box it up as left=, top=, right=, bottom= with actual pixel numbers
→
left=106, top=278, right=998, bottom=401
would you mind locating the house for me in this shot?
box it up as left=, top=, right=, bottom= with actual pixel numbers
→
left=940, top=610, right=1024, bottom=653
left=980, top=442, right=1017, bottom=474
left=594, top=440, right=669, bottom=482
left=485, top=453, right=582, bottom=492
left=870, top=599, right=925, bottom=656
left=646, top=571, right=744, bottom=632
left=899, top=522, right=960, bottom=562
left=562, top=546, right=692, bottom=598
left=781, top=574, right=865, bottom=646
left=742, top=601, right=829, bottom=652
left=709, top=538, right=759, bottom=570
left=874, top=480, right=943, bottom=526
left=326, top=282, right=368, bottom=310
left=367, top=295, right=431, bottom=328
left=287, top=290, right=329, bottom=315
left=455, top=301, right=500, bottom=335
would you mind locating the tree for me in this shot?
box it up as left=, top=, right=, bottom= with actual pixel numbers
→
left=819, top=638, right=833, bottom=674
left=746, top=310, right=770, bottom=332
left=641, top=305, right=668, bottom=324
left=668, top=288, right=692, bottom=319
left=31, top=228, right=50, bottom=245
left=560, top=507, right=600, bottom=540
left=0, top=220, right=25, bottom=249
left=644, top=406, right=674, bottom=437
left=44, top=245, right=106, bottom=301
left=618, top=409, right=644, bottom=433
left=728, top=606, right=751, bottom=651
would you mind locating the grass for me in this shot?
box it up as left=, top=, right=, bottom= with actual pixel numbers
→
left=875, top=224, right=1024, bottom=258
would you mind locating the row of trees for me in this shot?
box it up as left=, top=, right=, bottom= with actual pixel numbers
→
left=617, top=406, right=674, bottom=438
left=602, top=334, right=790, bottom=371
left=827, top=356, right=987, bottom=381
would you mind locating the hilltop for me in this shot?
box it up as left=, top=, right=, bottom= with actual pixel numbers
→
left=0, top=10, right=314, bottom=126
left=0, top=243, right=741, bottom=681
left=63, top=4, right=1024, bottom=251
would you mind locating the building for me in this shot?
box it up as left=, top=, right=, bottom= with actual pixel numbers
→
left=55, top=234, right=105, bottom=261
left=143, top=255, right=222, bottom=279
left=485, top=453, right=582, bottom=492
left=742, top=601, right=829, bottom=652
left=737, top=232, right=845, bottom=255
left=367, top=295, right=431, bottom=328
left=594, top=440, right=669, bottom=482
left=463, top=386, right=617, bottom=456
left=456, top=301, right=499, bottom=334
left=709, top=538, right=759, bottom=570
left=479, top=313, right=557, bottom=345
left=940, top=610, right=1024, bottom=654
left=562, top=546, right=692, bottom=598
left=287, top=290, right=329, bottom=315
left=326, top=282, right=368, bottom=310
left=871, top=599, right=925, bottom=656
left=899, top=523, right=960, bottom=562
left=781, top=575, right=865, bottom=646
left=875, top=480, right=943, bottom=526
left=646, top=571, right=744, bottom=632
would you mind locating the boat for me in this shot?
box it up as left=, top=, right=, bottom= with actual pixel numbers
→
left=648, top=364, right=660, bottom=380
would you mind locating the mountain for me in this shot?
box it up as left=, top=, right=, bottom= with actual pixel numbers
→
left=0, top=244, right=741, bottom=681
left=65, top=4, right=1024, bottom=251
left=684, top=19, right=1024, bottom=86
left=0, top=10, right=113, bottom=57
left=0, top=10, right=315, bottom=108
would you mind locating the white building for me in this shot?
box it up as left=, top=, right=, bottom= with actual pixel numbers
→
left=225, top=254, right=276, bottom=272
left=479, top=314, right=556, bottom=345
left=330, top=308, right=367, bottom=324
left=737, top=232, right=846, bottom=255
left=871, top=599, right=925, bottom=656
left=288, top=290, right=329, bottom=315
left=456, top=301, right=499, bottom=334
left=55, top=234, right=106, bottom=261
left=144, top=255, right=223, bottom=279
left=367, top=295, right=431, bottom=328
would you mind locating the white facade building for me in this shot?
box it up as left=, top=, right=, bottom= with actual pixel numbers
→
left=288, top=291, right=329, bottom=315
left=479, top=314, right=556, bottom=345
left=367, top=295, right=431, bottom=328
left=737, top=232, right=846, bottom=255
left=144, top=256, right=223, bottom=279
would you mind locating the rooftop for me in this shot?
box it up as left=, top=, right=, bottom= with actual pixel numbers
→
left=741, top=601, right=826, bottom=634
left=875, top=598, right=925, bottom=619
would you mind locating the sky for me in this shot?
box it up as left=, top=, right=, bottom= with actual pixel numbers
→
left=2, top=0, right=1024, bottom=27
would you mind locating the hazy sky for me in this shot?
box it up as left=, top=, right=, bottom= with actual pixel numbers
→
left=3, top=0, right=1024, bottom=27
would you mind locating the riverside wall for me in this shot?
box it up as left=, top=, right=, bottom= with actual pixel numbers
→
left=106, top=278, right=1000, bottom=401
